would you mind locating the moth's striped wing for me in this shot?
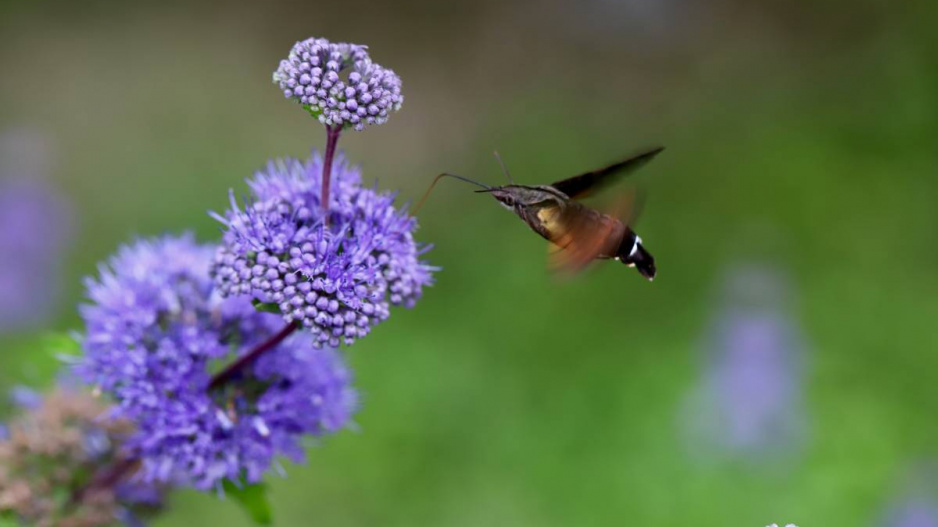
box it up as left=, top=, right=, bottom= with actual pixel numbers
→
left=549, top=146, right=664, bottom=200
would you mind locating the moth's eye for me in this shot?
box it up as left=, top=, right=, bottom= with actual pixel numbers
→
left=503, top=197, right=514, bottom=206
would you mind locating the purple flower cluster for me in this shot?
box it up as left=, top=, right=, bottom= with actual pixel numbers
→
left=78, top=234, right=357, bottom=490
left=273, top=37, right=403, bottom=130
left=211, top=151, right=434, bottom=348
left=0, top=129, right=72, bottom=333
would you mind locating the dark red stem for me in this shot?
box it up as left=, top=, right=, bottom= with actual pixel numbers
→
left=321, top=125, right=342, bottom=212
left=71, top=457, right=138, bottom=505
left=209, top=125, right=339, bottom=394
left=208, top=321, right=299, bottom=390
left=70, top=319, right=300, bottom=503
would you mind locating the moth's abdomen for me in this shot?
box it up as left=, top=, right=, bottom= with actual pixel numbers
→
left=616, top=230, right=656, bottom=280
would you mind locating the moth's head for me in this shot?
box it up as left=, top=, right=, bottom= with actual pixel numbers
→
left=480, top=186, right=547, bottom=211
left=487, top=187, right=518, bottom=211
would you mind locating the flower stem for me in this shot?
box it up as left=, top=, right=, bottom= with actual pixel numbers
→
left=321, top=125, right=342, bottom=212
left=71, top=323, right=301, bottom=503
left=71, top=457, right=138, bottom=505
left=209, top=321, right=299, bottom=390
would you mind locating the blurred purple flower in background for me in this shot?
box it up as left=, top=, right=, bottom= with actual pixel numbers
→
left=8, top=385, right=42, bottom=410
left=877, top=465, right=938, bottom=527
left=680, top=264, right=809, bottom=461
left=0, top=128, right=72, bottom=333
left=881, top=498, right=938, bottom=527
left=79, top=234, right=357, bottom=490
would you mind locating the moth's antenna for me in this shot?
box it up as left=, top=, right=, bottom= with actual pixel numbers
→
left=493, top=150, right=514, bottom=184
left=412, top=173, right=491, bottom=214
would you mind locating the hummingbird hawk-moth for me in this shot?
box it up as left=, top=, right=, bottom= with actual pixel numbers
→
left=415, top=146, right=663, bottom=280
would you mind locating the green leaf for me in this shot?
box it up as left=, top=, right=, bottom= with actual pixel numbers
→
left=0, top=511, right=21, bottom=527
left=251, top=300, right=281, bottom=315
left=303, top=104, right=323, bottom=120
left=223, top=479, right=273, bottom=525
left=41, top=332, right=81, bottom=358
left=51, top=484, right=71, bottom=510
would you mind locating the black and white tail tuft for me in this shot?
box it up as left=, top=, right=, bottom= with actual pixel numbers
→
left=617, top=234, right=656, bottom=281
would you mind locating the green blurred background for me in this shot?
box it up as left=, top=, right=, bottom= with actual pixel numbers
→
left=1, top=0, right=937, bottom=525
